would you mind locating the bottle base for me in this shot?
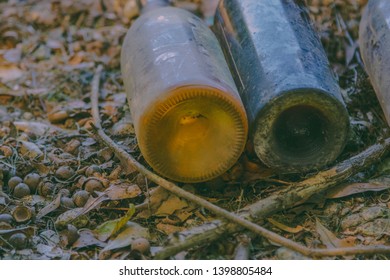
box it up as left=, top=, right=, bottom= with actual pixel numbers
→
left=253, top=89, right=349, bottom=173
left=138, top=85, right=248, bottom=183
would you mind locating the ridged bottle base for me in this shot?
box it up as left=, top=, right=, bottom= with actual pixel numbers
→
left=253, top=89, right=349, bottom=173
left=138, top=86, right=247, bottom=183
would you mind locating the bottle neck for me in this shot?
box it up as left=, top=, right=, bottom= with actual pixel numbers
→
left=137, top=0, right=170, bottom=14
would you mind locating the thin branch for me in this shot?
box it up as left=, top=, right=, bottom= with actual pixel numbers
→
left=90, top=65, right=390, bottom=259
left=90, top=64, right=104, bottom=129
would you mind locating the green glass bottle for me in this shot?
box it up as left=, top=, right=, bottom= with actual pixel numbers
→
left=213, top=0, right=350, bottom=173
left=121, top=0, right=248, bottom=183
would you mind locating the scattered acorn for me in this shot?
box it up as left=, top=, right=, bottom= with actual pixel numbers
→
left=0, top=145, right=13, bottom=157
left=8, top=232, right=28, bottom=250
left=23, top=173, right=40, bottom=193
left=131, top=238, right=150, bottom=254
left=13, top=183, right=31, bottom=198
left=72, top=190, right=90, bottom=207
left=60, top=196, right=76, bottom=209
left=12, top=205, right=34, bottom=223
left=0, top=213, right=13, bottom=224
left=64, top=139, right=81, bottom=154
left=38, top=181, right=55, bottom=197
left=84, top=178, right=104, bottom=193
left=8, top=176, right=22, bottom=193
left=58, top=188, right=70, bottom=197
left=55, top=166, right=75, bottom=180
left=85, top=165, right=102, bottom=177
left=60, top=224, right=79, bottom=247
left=0, top=221, right=12, bottom=230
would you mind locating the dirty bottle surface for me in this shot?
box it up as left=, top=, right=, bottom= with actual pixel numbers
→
left=121, top=0, right=248, bottom=183
left=359, top=0, right=390, bottom=126
left=213, top=0, right=350, bottom=173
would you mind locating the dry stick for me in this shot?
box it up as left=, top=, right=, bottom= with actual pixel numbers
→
left=90, top=65, right=390, bottom=259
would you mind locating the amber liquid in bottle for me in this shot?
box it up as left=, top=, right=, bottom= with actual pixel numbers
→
left=121, top=1, right=248, bottom=183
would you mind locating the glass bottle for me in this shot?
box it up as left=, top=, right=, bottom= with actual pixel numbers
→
left=359, top=0, right=390, bottom=126
left=121, top=0, right=248, bottom=182
left=213, top=0, right=350, bottom=173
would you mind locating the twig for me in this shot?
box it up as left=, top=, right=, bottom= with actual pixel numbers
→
left=90, top=65, right=390, bottom=259
left=90, top=64, right=104, bottom=129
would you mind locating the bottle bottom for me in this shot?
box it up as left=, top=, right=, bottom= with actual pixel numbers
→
left=138, top=86, right=248, bottom=183
left=253, top=89, right=349, bottom=173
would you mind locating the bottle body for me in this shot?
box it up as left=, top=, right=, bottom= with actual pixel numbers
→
left=213, top=0, right=349, bottom=173
left=359, top=0, right=390, bottom=126
left=121, top=7, right=248, bottom=182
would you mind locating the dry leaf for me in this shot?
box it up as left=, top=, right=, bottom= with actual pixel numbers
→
left=267, top=218, right=304, bottom=234
left=55, top=207, right=88, bottom=229
left=136, top=187, right=170, bottom=218
left=105, top=183, right=141, bottom=200
left=156, top=223, right=185, bottom=235
left=0, top=226, right=35, bottom=238
left=174, top=209, right=193, bottom=222
left=77, top=184, right=140, bottom=218
left=356, top=219, right=390, bottom=236
left=93, top=205, right=135, bottom=242
left=19, top=140, right=44, bottom=159
left=276, top=247, right=310, bottom=260
left=36, top=244, right=65, bottom=259
left=341, top=207, right=390, bottom=230
left=327, top=175, right=390, bottom=198
left=155, top=195, right=189, bottom=216
left=316, top=219, right=353, bottom=248
left=14, top=121, right=65, bottom=137
left=0, top=64, right=23, bottom=82
left=36, top=193, right=62, bottom=219
left=79, top=193, right=110, bottom=216
left=3, top=48, right=22, bottom=63
left=100, top=221, right=149, bottom=253
left=72, top=229, right=106, bottom=249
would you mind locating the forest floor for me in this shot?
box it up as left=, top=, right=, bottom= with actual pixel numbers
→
left=0, top=0, right=389, bottom=260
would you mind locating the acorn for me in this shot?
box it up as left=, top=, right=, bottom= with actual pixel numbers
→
left=0, top=145, right=13, bottom=157
left=23, top=173, right=40, bottom=193
left=72, top=190, right=90, bottom=207
left=0, top=213, right=13, bottom=224
left=58, top=188, right=70, bottom=197
left=8, top=232, right=28, bottom=250
left=60, top=224, right=79, bottom=247
left=12, top=205, right=34, bottom=223
left=13, top=183, right=31, bottom=198
left=131, top=238, right=150, bottom=254
left=60, top=196, right=76, bottom=209
left=64, top=139, right=81, bottom=155
left=85, top=165, right=102, bottom=177
left=55, top=166, right=75, bottom=180
left=0, top=221, right=12, bottom=230
left=8, top=176, right=22, bottom=193
left=38, top=181, right=55, bottom=197
left=84, top=178, right=104, bottom=193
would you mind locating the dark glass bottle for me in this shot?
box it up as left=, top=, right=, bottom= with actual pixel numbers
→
left=213, top=0, right=350, bottom=173
left=359, top=0, right=390, bottom=126
left=121, top=0, right=248, bottom=182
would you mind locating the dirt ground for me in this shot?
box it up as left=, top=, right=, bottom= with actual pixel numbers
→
left=0, top=0, right=389, bottom=260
